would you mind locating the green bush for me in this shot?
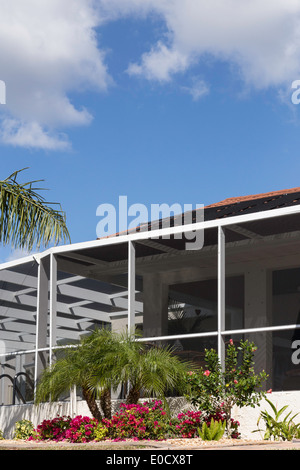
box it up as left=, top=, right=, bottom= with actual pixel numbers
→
left=184, top=339, right=268, bottom=436
left=14, top=420, right=35, bottom=440
left=93, top=422, right=108, bottom=441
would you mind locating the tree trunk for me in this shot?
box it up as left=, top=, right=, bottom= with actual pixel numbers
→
left=100, top=388, right=112, bottom=419
left=82, top=386, right=102, bottom=422
left=126, top=385, right=140, bottom=404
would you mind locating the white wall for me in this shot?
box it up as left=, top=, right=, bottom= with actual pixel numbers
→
left=0, top=391, right=299, bottom=440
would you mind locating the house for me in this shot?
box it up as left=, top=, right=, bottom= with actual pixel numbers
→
left=1, top=186, right=300, bottom=434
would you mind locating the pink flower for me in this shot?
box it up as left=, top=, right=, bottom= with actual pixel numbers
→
left=204, top=370, right=210, bottom=376
left=234, top=380, right=238, bottom=384
left=229, top=339, right=234, bottom=345
left=267, top=389, right=272, bottom=394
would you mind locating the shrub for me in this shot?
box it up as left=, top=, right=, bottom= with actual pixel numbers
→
left=174, top=410, right=203, bottom=438
left=34, top=415, right=72, bottom=441
left=94, top=422, right=109, bottom=441
left=184, top=339, right=268, bottom=436
left=103, top=400, right=172, bottom=441
left=65, top=415, right=99, bottom=443
left=14, top=420, right=35, bottom=440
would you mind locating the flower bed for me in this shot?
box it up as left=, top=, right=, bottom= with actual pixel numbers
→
left=22, top=399, right=240, bottom=444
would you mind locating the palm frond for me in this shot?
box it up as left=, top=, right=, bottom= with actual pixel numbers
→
left=0, top=168, right=70, bottom=250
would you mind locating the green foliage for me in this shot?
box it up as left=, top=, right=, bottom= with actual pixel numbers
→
left=254, top=398, right=300, bottom=441
left=198, top=418, right=226, bottom=441
left=93, top=422, right=108, bottom=442
left=14, top=420, right=35, bottom=440
left=0, top=429, right=4, bottom=440
left=0, top=168, right=70, bottom=250
left=184, top=339, right=268, bottom=435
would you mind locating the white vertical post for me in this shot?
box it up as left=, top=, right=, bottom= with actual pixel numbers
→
left=35, top=257, right=49, bottom=391
left=70, top=385, right=77, bottom=417
left=218, top=226, right=225, bottom=369
left=128, top=241, right=136, bottom=334
left=49, top=253, right=57, bottom=366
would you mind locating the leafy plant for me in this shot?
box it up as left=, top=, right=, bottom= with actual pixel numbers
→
left=14, top=419, right=35, bottom=440
left=198, top=418, right=226, bottom=441
left=93, top=422, right=108, bottom=442
left=184, top=339, right=268, bottom=437
left=0, top=429, right=4, bottom=440
left=0, top=168, right=70, bottom=250
left=254, top=398, right=300, bottom=441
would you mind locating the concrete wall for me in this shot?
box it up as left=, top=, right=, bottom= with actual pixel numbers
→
left=0, top=391, right=299, bottom=440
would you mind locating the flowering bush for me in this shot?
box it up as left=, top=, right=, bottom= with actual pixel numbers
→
left=103, top=400, right=173, bottom=441
left=184, top=339, right=268, bottom=437
left=32, top=414, right=102, bottom=443
left=34, top=415, right=72, bottom=441
left=65, top=415, right=99, bottom=443
left=173, top=410, right=203, bottom=438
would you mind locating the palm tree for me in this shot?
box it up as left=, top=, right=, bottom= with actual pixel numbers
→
left=35, top=329, right=115, bottom=421
left=104, top=336, right=194, bottom=405
left=35, top=328, right=196, bottom=420
left=0, top=168, right=70, bottom=251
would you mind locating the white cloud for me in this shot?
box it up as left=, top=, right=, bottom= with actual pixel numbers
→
left=99, top=0, right=300, bottom=90
left=0, top=0, right=110, bottom=150
left=0, top=118, right=70, bottom=151
left=182, top=78, right=210, bottom=101
left=127, top=42, right=189, bottom=82
left=1, top=0, right=300, bottom=150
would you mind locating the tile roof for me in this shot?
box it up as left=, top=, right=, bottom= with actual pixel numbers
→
left=204, top=186, right=300, bottom=221
left=205, top=187, right=300, bottom=208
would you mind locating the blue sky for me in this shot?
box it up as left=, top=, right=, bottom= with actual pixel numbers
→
left=1, top=0, right=300, bottom=262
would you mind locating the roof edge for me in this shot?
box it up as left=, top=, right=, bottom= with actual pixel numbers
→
left=205, top=186, right=300, bottom=208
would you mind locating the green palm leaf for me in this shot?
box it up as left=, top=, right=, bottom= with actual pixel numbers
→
left=0, top=168, right=70, bottom=251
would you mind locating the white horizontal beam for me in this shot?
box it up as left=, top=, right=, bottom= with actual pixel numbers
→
left=1, top=200, right=299, bottom=273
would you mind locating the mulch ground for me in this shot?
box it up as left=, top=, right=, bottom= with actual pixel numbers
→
left=1, top=437, right=300, bottom=450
